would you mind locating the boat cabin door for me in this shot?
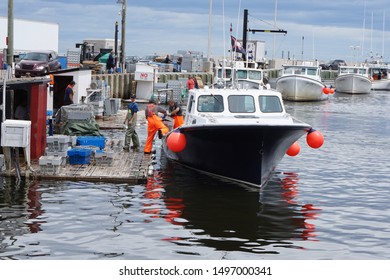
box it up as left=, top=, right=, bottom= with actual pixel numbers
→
left=184, top=92, right=196, bottom=124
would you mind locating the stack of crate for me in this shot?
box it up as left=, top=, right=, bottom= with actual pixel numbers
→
left=39, top=156, right=63, bottom=175
left=66, top=49, right=81, bottom=68
left=167, top=80, right=183, bottom=103
left=40, top=135, right=70, bottom=175
left=74, top=136, right=113, bottom=166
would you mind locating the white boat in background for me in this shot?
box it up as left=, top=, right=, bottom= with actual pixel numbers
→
left=275, top=64, right=329, bottom=101
left=368, top=65, right=390, bottom=91
left=162, top=86, right=323, bottom=188
left=214, top=60, right=269, bottom=89
left=335, top=65, right=372, bottom=94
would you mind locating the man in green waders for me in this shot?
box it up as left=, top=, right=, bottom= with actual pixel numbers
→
left=123, top=95, right=140, bottom=152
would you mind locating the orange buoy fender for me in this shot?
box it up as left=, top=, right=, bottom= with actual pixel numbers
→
left=167, top=131, right=186, bottom=153
left=286, top=141, right=300, bottom=156
left=306, top=128, right=324, bottom=149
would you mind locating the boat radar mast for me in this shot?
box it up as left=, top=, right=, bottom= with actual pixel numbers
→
left=242, top=9, right=287, bottom=60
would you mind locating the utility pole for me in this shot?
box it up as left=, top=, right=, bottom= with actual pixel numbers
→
left=117, top=0, right=126, bottom=72
left=115, top=21, right=118, bottom=67
left=7, top=0, right=14, bottom=67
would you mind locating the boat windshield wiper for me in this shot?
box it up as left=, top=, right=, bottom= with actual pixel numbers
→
left=210, top=93, right=223, bottom=105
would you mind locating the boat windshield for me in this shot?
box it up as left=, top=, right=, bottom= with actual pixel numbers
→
left=283, top=66, right=302, bottom=75
left=217, top=68, right=232, bottom=79
left=259, top=95, right=283, bottom=113
left=307, top=68, right=318, bottom=76
left=228, top=95, right=255, bottom=113
left=248, top=70, right=262, bottom=81
left=197, top=95, right=224, bottom=112
left=236, top=70, right=248, bottom=79
left=340, top=67, right=368, bottom=75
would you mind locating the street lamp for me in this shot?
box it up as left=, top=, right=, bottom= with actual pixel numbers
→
left=117, top=0, right=126, bottom=72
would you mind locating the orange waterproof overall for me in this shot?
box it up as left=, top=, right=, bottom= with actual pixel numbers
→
left=172, top=115, right=184, bottom=129
left=144, top=104, right=169, bottom=153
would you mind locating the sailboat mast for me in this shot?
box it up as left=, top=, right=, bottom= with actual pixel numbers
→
left=207, top=0, right=212, bottom=60
left=382, top=12, right=385, bottom=60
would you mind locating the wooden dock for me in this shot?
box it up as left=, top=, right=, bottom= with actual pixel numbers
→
left=2, top=148, right=155, bottom=185
left=39, top=151, right=152, bottom=184
left=1, top=110, right=160, bottom=184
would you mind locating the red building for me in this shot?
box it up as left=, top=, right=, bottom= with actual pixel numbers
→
left=1, top=77, right=50, bottom=159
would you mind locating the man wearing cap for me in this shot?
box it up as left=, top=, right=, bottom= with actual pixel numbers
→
left=64, top=81, right=76, bottom=105
left=123, top=94, right=140, bottom=152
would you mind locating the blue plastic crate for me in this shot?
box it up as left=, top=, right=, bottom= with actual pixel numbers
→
left=76, top=136, right=105, bottom=149
left=68, top=148, right=92, bottom=165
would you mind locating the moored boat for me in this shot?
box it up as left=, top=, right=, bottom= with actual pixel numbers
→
left=368, top=65, right=390, bottom=91
left=162, top=86, right=322, bottom=188
left=214, top=60, right=269, bottom=90
left=276, top=64, right=329, bottom=101
left=335, top=65, right=372, bottom=94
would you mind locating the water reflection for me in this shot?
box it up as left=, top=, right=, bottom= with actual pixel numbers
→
left=0, top=160, right=321, bottom=258
left=159, top=158, right=321, bottom=254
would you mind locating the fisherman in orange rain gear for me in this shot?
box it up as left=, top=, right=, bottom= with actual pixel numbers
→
left=168, top=99, right=184, bottom=129
left=144, top=99, right=169, bottom=154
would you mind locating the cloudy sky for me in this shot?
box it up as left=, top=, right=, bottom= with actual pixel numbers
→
left=1, top=0, right=389, bottom=62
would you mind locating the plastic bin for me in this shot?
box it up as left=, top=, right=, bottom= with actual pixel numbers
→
left=39, top=156, right=63, bottom=175
left=46, top=135, right=70, bottom=152
left=68, top=148, right=93, bottom=165
left=94, top=150, right=114, bottom=165
left=76, top=136, right=105, bottom=150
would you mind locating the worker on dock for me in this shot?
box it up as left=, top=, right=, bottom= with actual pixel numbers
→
left=168, top=99, right=184, bottom=129
left=144, top=99, right=169, bottom=154
left=64, top=81, right=76, bottom=105
left=187, top=76, right=195, bottom=91
left=123, top=94, right=140, bottom=152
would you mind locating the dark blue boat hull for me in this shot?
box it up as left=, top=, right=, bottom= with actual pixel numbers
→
left=163, top=124, right=310, bottom=187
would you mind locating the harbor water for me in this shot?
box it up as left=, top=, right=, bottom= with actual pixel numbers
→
left=0, top=91, right=389, bottom=260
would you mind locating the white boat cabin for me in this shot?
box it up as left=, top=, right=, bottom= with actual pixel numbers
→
left=338, top=66, right=370, bottom=77
left=214, top=61, right=264, bottom=84
left=184, top=88, right=289, bottom=126
left=368, top=66, right=389, bottom=80
left=282, top=65, right=321, bottom=80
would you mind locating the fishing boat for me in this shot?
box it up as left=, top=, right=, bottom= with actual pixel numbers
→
left=275, top=64, right=329, bottom=101
left=162, top=86, right=323, bottom=188
left=214, top=60, right=269, bottom=90
left=335, top=65, right=372, bottom=94
left=368, top=64, right=390, bottom=91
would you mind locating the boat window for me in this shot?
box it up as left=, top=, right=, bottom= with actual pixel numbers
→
left=307, top=68, right=317, bottom=76
left=197, top=95, right=224, bottom=112
left=236, top=70, right=248, bottom=79
left=217, top=68, right=232, bottom=79
left=259, top=95, right=283, bottom=113
left=284, top=67, right=294, bottom=75
left=359, top=69, right=367, bottom=75
left=228, top=95, right=255, bottom=113
left=248, top=70, right=262, bottom=81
